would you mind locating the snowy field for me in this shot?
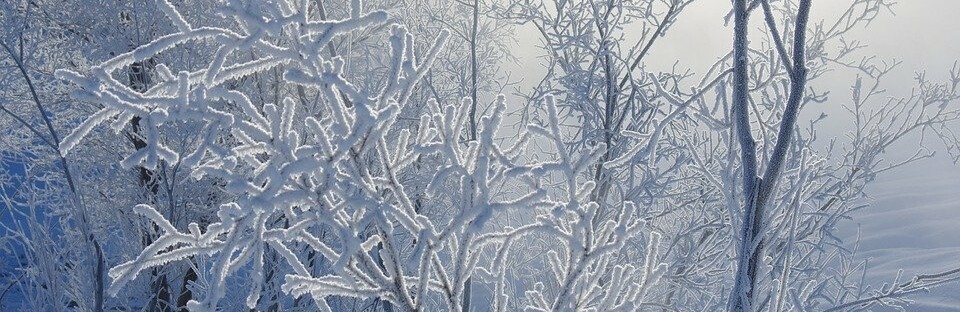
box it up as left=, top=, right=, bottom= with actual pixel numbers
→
left=842, top=157, right=960, bottom=311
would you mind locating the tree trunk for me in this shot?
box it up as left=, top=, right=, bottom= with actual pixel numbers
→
left=728, top=0, right=759, bottom=310
left=729, top=1, right=812, bottom=310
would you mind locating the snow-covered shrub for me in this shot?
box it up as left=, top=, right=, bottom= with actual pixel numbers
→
left=54, top=0, right=668, bottom=310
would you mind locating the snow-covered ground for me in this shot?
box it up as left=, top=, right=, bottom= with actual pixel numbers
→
left=842, top=156, right=960, bottom=311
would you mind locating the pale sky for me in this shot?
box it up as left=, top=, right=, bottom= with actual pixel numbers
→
left=511, top=1, right=960, bottom=92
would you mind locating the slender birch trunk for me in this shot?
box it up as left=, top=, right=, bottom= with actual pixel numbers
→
left=729, top=1, right=812, bottom=310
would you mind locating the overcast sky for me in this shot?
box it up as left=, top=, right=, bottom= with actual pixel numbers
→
left=511, top=1, right=960, bottom=93
left=655, top=0, right=960, bottom=82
